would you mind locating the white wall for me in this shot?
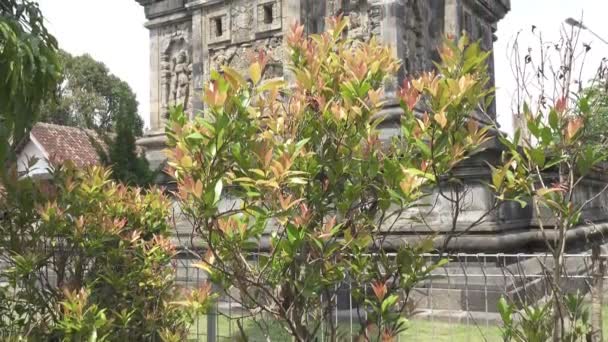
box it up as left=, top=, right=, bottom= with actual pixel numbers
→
left=17, top=139, right=50, bottom=178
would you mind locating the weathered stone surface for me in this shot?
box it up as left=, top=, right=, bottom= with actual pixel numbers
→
left=133, top=1, right=559, bottom=256
left=147, top=20, right=193, bottom=132
left=209, top=37, right=283, bottom=77
left=136, top=0, right=511, bottom=133
left=132, top=2, right=608, bottom=318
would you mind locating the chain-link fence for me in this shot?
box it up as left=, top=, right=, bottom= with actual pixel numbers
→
left=175, top=252, right=608, bottom=342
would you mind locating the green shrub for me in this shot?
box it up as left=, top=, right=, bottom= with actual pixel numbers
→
left=166, top=18, right=492, bottom=341
left=0, top=162, right=209, bottom=340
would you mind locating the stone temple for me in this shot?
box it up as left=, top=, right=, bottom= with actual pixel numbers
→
left=134, top=0, right=608, bottom=253
left=134, top=0, right=519, bottom=247
left=133, top=0, right=608, bottom=315
left=135, top=0, right=508, bottom=134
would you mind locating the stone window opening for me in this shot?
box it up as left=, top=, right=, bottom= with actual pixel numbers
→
left=213, top=17, right=223, bottom=38
left=263, top=3, right=273, bottom=24
left=256, top=0, right=282, bottom=33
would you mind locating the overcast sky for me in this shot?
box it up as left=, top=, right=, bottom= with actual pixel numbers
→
left=36, top=0, right=608, bottom=134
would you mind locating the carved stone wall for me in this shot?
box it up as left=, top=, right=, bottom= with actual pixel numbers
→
left=146, top=19, right=193, bottom=132
left=138, top=0, right=509, bottom=131
left=143, top=2, right=608, bottom=259
left=209, top=37, right=284, bottom=77
left=401, top=0, right=444, bottom=76
left=202, top=0, right=285, bottom=83
left=159, top=21, right=193, bottom=123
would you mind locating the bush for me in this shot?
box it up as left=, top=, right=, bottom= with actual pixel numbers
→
left=0, top=162, right=208, bottom=340
left=167, top=18, right=492, bottom=341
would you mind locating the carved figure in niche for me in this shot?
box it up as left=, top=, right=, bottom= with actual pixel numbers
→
left=160, top=54, right=172, bottom=124
left=170, top=50, right=192, bottom=111
left=158, top=25, right=192, bottom=126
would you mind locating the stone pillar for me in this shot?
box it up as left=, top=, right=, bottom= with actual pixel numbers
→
left=376, top=0, right=404, bottom=99
left=135, top=0, right=192, bottom=179
left=444, top=0, right=461, bottom=37
left=187, top=1, right=205, bottom=116
left=149, top=27, right=162, bottom=133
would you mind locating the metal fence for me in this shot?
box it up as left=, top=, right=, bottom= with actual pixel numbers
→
left=173, top=252, right=608, bottom=342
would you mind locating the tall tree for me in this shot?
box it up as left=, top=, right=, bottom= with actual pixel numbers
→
left=0, top=0, right=61, bottom=166
left=107, top=109, right=154, bottom=187
left=42, top=51, right=153, bottom=186
left=41, top=51, right=144, bottom=135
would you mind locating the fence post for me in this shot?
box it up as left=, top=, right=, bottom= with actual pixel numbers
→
left=207, top=280, right=217, bottom=342
left=590, top=245, right=605, bottom=342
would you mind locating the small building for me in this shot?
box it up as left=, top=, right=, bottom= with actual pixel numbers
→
left=15, top=122, right=107, bottom=179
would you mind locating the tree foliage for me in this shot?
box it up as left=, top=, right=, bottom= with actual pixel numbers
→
left=582, top=83, right=608, bottom=145
left=0, top=162, right=208, bottom=340
left=41, top=51, right=143, bottom=135
left=41, top=51, right=154, bottom=186
left=0, top=0, right=61, bottom=165
left=492, top=25, right=608, bottom=342
left=167, top=18, right=492, bottom=341
left=105, top=112, right=155, bottom=187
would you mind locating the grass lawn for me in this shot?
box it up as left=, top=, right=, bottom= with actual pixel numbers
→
left=189, top=315, right=502, bottom=341
left=187, top=305, right=608, bottom=341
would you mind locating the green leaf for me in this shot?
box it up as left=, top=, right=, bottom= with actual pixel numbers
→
left=381, top=294, right=399, bottom=313
left=579, top=96, right=590, bottom=114
left=286, top=225, right=298, bottom=243
left=294, top=138, right=310, bottom=154
left=258, top=79, right=286, bottom=91
left=536, top=187, right=561, bottom=197
left=222, top=65, right=246, bottom=88
left=436, top=258, right=449, bottom=267
left=186, top=132, right=205, bottom=141
left=415, top=139, right=431, bottom=158
left=491, top=167, right=504, bottom=189
left=497, top=297, right=512, bottom=325
left=289, top=177, right=308, bottom=185
left=402, top=167, right=436, bottom=182
left=540, top=127, right=553, bottom=146
left=526, top=117, right=541, bottom=138
left=88, top=328, right=98, bottom=342
left=249, top=62, right=262, bottom=84
left=548, top=108, right=559, bottom=130
left=527, top=147, right=545, bottom=168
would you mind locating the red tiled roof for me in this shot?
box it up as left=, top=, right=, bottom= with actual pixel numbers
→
left=29, top=122, right=107, bottom=168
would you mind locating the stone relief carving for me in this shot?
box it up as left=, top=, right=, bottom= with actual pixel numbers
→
left=209, top=46, right=236, bottom=74
left=231, top=1, right=254, bottom=41
left=322, top=0, right=372, bottom=40
left=170, top=50, right=192, bottom=111
left=159, top=23, right=192, bottom=124
left=209, top=36, right=283, bottom=78
left=367, top=4, right=382, bottom=37
left=347, top=10, right=370, bottom=39
left=402, top=0, right=440, bottom=76
left=342, top=0, right=370, bottom=40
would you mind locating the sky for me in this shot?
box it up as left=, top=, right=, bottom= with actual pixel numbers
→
left=36, top=0, right=608, bottom=133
